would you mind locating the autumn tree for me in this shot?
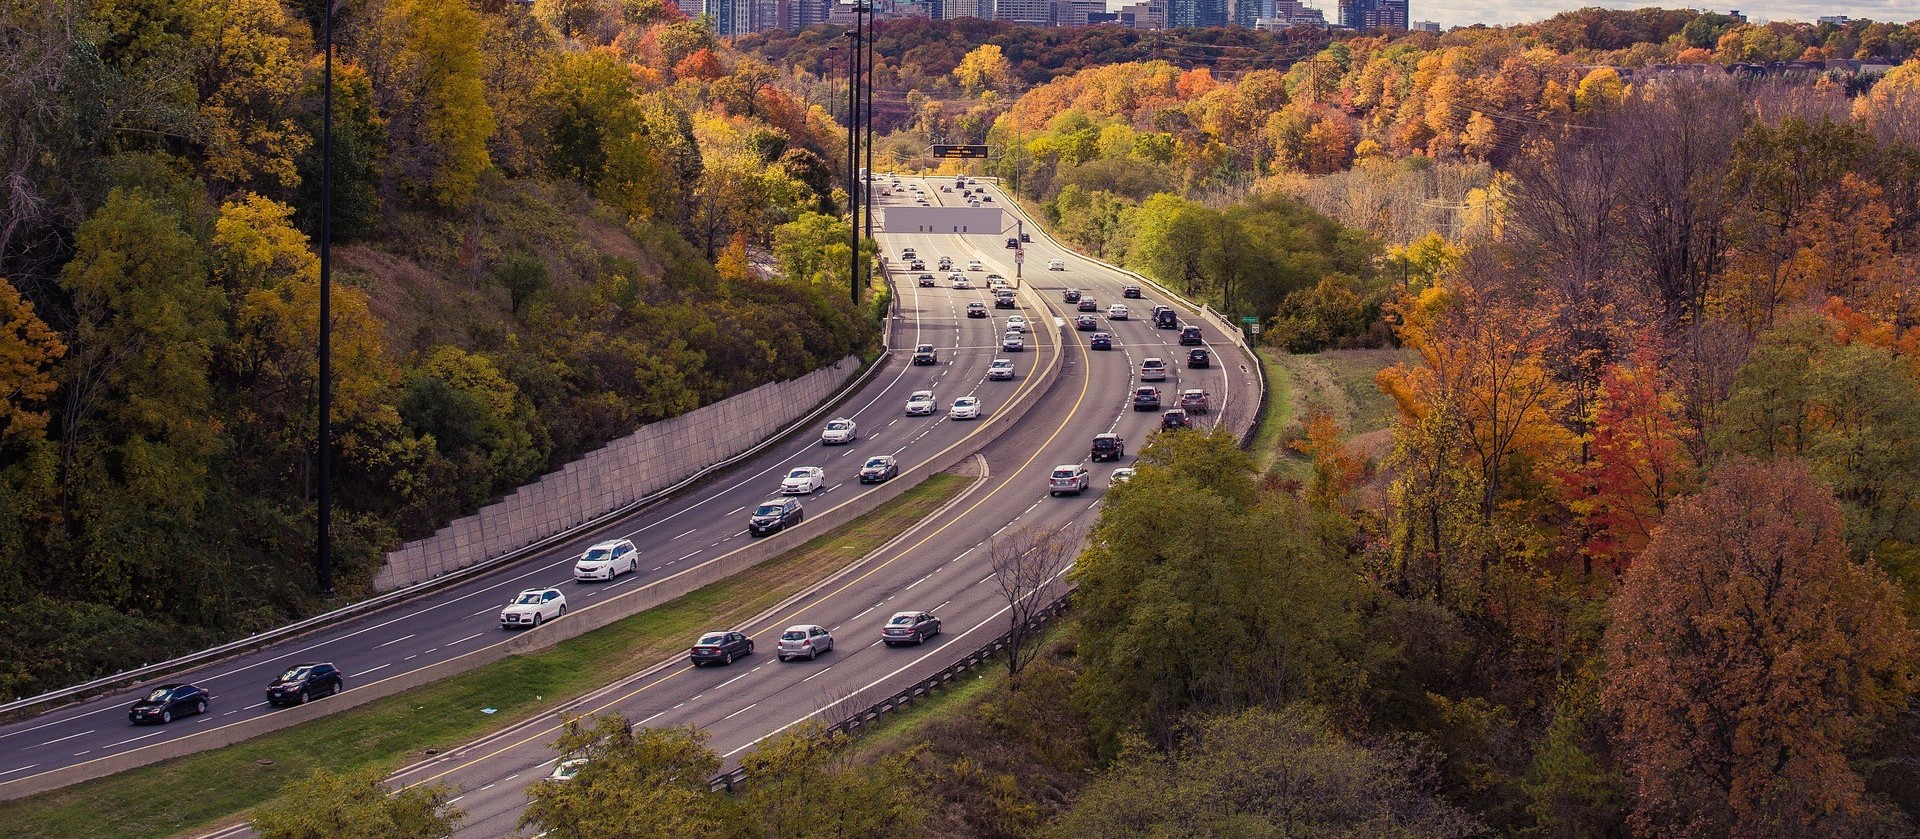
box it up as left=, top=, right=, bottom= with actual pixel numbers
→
left=0, top=278, right=64, bottom=448
left=952, top=44, right=1011, bottom=94
left=1565, top=345, right=1696, bottom=576
left=521, top=716, right=729, bottom=839
left=1603, top=457, right=1917, bottom=838
left=194, top=0, right=312, bottom=190
left=987, top=523, right=1076, bottom=681
left=253, top=766, right=461, bottom=839
left=368, top=0, right=497, bottom=207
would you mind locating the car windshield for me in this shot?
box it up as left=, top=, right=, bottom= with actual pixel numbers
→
left=788, top=469, right=812, bottom=479
left=280, top=666, right=311, bottom=682
left=1053, top=469, right=1075, bottom=478
left=583, top=548, right=611, bottom=562
left=145, top=688, right=171, bottom=702
left=827, top=421, right=850, bottom=430
left=889, top=615, right=917, bottom=626
left=916, top=345, right=932, bottom=352
left=516, top=592, right=544, bottom=605
left=698, top=634, right=727, bottom=645
left=865, top=457, right=889, bottom=469
left=781, top=630, right=808, bottom=640
left=754, top=504, right=782, bottom=516
left=911, top=392, right=931, bottom=400
left=957, top=397, right=976, bottom=406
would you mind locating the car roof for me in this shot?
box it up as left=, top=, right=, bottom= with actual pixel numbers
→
left=1095, top=432, right=1119, bottom=439
left=955, top=395, right=977, bottom=402
left=1054, top=464, right=1081, bottom=470
left=889, top=611, right=923, bottom=619
left=910, top=390, right=932, bottom=397
left=991, top=358, right=1011, bottom=364
left=1184, top=389, right=1205, bottom=395
left=784, top=624, right=823, bottom=632
left=588, top=539, right=628, bottom=549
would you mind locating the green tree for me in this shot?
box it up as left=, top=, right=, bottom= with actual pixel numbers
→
left=295, top=60, right=385, bottom=239
left=56, top=189, right=225, bottom=612
left=534, top=49, right=643, bottom=185
left=520, top=716, right=730, bottom=839
left=734, top=723, right=928, bottom=838
left=492, top=252, right=550, bottom=316
left=1049, top=705, right=1483, bottom=839
left=1072, top=428, right=1362, bottom=752
left=253, top=766, right=461, bottom=839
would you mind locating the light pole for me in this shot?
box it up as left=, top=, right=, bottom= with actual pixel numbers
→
left=317, top=0, right=336, bottom=598
left=863, top=12, right=875, bottom=243
left=844, top=19, right=861, bottom=307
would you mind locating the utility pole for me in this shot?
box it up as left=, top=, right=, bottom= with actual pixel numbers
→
left=864, top=13, right=876, bottom=242
left=316, top=0, right=336, bottom=598
left=845, top=9, right=864, bottom=307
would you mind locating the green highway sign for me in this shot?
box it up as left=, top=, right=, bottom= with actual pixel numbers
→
left=1241, top=316, right=1258, bottom=325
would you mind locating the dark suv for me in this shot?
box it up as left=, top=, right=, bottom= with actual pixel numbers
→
left=1187, top=347, right=1210, bottom=368
left=267, top=663, right=344, bottom=706
left=748, top=498, right=804, bottom=536
left=1179, top=325, right=1203, bottom=345
left=1154, top=307, right=1178, bottom=329
left=1132, top=386, right=1161, bottom=411
left=1091, top=433, right=1125, bottom=462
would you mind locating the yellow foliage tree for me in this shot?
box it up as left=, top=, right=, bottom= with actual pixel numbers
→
left=0, top=278, right=66, bottom=447
left=953, top=44, right=1011, bottom=95
left=378, top=0, right=497, bottom=207
left=196, top=0, right=312, bottom=189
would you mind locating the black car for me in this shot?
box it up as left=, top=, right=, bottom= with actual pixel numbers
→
left=1122, top=285, right=1142, bottom=299
left=748, top=498, right=804, bottom=536
left=1006, top=238, right=1019, bottom=249
left=1020, top=232, right=1031, bottom=242
left=1133, top=386, right=1161, bottom=411
left=267, top=663, right=344, bottom=706
left=859, top=455, right=899, bottom=483
left=1075, top=315, right=1099, bottom=331
left=1162, top=409, right=1191, bottom=430
left=1179, top=325, right=1203, bottom=345
left=917, top=274, right=936, bottom=287
left=1078, top=299, right=1098, bottom=312
left=995, top=294, right=1016, bottom=309
left=689, top=630, right=754, bottom=666
left=1091, top=332, right=1113, bottom=350
left=129, top=683, right=209, bottom=725
left=1091, top=433, right=1125, bottom=462
left=1154, top=307, right=1179, bottom=329
left=1063, top=289, right=1082, bottom=303
left=1187, top=347, right=1210, bottom=368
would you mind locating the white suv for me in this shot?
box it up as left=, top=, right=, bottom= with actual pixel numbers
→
left=1140, top=357, right=1166, bottom=381
left=573, top=539, right=638, bottom=581
left=1048, top=464, right=1091, bottom=497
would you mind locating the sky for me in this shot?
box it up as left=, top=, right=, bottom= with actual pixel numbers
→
left=1374, top=0, right=1919, bottom=28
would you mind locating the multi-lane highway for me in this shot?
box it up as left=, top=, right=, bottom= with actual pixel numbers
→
left=337, top=176, right=1263, bottom=838
left=0, top=185, right=1063, bottom=795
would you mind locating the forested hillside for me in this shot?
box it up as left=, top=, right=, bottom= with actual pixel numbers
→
left=0, top=0, right=878, bottom=698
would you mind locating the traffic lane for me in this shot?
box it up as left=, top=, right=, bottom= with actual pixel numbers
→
left=415, top=316, right=1102, bottom=834
left=0, top=230, right=1018, bottom=784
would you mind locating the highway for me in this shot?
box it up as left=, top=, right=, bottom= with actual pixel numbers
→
left=341, top=175, right=1264, bottom=839
left=0, top=185, right=1063, bottom=795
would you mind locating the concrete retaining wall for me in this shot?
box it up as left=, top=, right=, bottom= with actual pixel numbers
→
left=374, top=356, right=864, bottom=591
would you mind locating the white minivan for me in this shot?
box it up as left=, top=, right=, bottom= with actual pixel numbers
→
left=574, top=539, right=638, bottom=581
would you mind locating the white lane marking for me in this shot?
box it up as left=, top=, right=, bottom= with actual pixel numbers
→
left=721, top=703, right=759, bottom=722
left=673, top=528, right=698, bottom=540
left=244, top=702, right=268, bottom=710
left=0, top=764, right=38, bottom=777
left=445, top=632, right=484, bottom=647
left=715, top=672, right=752, bottom=691
left=677, top=550, right=701, bottom=562
left=353, top=664, right=392, bottom=678
left=376, top=634, right=415, bottom=648
left=469, top=606, right=497, bottom=618
left=636, top=710, right=668, bottom=726
left=727, top=506, right=745, bottom=516
left=101, top=729, right=172, bottom=751
left=33, top=729, right=94, bottom=748
left=479, top=782, right=496, bottom=791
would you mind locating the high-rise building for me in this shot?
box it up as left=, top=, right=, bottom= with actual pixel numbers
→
left=1053, top=0, right=1107, bottom=25
left=942, top=0, right=988, bottom=19
left=1337, top=0, right=1405, bottom=30
left=787, top=0, right=832, bottom=28
left=995, top=0, right=1052, bottom=25
left=1166, top=0, right=1227, bottom=27
left=1112, top=0, right=1165, bottom=27
left=1409, top=18, right=1439, bottom=32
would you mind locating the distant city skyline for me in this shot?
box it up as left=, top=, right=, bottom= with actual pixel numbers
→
left=1405, top=0, right=1916, bottom=28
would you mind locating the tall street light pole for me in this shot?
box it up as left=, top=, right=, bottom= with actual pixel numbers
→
left=863, top=13, right=875, bottom=243
left=316, top=0, right=336, bottom=598
left=846, top=10, right=864, bottom=307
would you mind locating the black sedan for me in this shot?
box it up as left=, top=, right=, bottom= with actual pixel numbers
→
left=1091, top=332, right=1113, bottom=350
left=267, top=663, right=345, bottom=707
left=689, top=630, right=754, bottom=666
left=1122, top=285, right=1143, bottom=298
left=1074, top=314, right=1099, bottom=331
left=129, top=683, right=209, bottom=725
left=1187, top=347, right=1210, bottom=368
left=1077, top=298, right=1098, bottom=312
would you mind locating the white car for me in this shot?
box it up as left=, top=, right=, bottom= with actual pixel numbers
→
left=1140, top=357, right=1166, bottom=381
left=906, top=390, right=938, bottom=416
left=988, top=358, right=1016, bottom=380
left=500, top=588, right=567, bottom=629
left=1048, top=463, right=1091, bottom=497
left=548, top=758, right=589, bottom=781
left=1108, top=304, right=1130, bottom=320
left=1110, top=467, right=1136, bottom=486
left=821, top=417, right=857, bottom=445
left=1048, top=259, right=1065, bottom=271
left=1005, top=315, right=1027, bottom=332
left=781, top=466, right=826, bottom=494
left=1002, top=332, right=1024, bottom=352
left=967, top=260, right=983, bottom=271
left=777, top=625, right=835, bottom=661
left=950, top=274, right=971, bottom=289
left=573, top=538, right=638, bottom=581
left=949, top=396, right=981, bottom=420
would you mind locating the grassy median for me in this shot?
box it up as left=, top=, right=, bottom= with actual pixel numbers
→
left=1, top=472, right=975, bottom=839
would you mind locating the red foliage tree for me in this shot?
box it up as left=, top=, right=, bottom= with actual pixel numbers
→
left=1603, top=458, right=1916, bottom=838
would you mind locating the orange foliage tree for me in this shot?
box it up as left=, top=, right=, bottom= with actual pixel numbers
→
left=1603, top=458, right=1917, bottom=838
left=1563, top=344, right=1695, bottom=576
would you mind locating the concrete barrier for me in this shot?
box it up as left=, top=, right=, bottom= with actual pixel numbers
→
left=0, top=282, right=1068, bottom=801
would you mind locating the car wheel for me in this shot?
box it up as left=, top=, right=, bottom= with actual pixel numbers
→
left=195, top=700, right=206, bottom=715
left=722, top=651, right=733, bottom=665
left=806, top=649, right=817, bottom=661
left=161, top=710, right=173, bottom=724
left=297, top=690, right=309, bottom=704
left=531, top=613, right=542, bottom=627
left=558, top=605, right=567, bottom=616
left=777, top=654, right=787, bottom=662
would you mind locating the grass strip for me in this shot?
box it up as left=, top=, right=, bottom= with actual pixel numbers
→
left=2, top=472, right=975, bottom=839
left=1249, top=347, right=1298, bottom=476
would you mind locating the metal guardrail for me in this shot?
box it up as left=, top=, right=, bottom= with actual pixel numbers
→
left=707, top=594, right=1071, bottom=794
left=1, top=348, right=895, bottom=720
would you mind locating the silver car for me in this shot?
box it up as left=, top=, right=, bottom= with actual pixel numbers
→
left=776, top=625, right=835, bottom=661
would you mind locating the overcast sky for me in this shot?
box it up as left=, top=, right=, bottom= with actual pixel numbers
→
left=1383, top=1, right=1918, bottom=28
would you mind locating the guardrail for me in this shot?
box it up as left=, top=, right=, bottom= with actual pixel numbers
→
left=2, top=349, right=896, bottom=721
left=707, top=593, right=1072, bottom=794
left=0, top=272, right=1070, bottom=801
left=984, top=179, right=1267, bottom=448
